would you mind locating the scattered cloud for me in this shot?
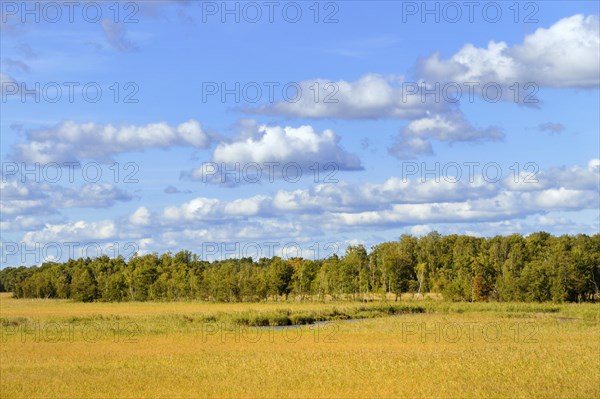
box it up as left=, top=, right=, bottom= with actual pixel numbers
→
left=164, top=185, right=193, bottom=194
left=329, top=188, right=598, bottom=228
left=1, top=180, right=134, bottom=217
left=213, top=124, right=361, bottom=168
left=160, top=195, right=273, bottom=225
left=10, top=159, right=598, bottom=262
left=18, top=43, right=38, bottom=59
left=129, top=206, right=151, bottom=227
left=420, top=14, right=600, bottom=89
left=538, top=122, right=565, bottom=134
left=2, top=58, right=30, bottom=73
left=0, top=216, right=45, bottom=232
left=388, top=135, right=433, bottom=158
left=1, top=73, right=20, bottom=96
left=100, top=19, right=138, bottom=52
left=247, top=74, right=449, bottom=119
left=389, top=112, right=504, bottom=159
left=136, top=160, right=600, bottom=235
left=13, top=119, right=213, bottom=163
left=23, top=220, right=118, bottom=244
left=188, top=123, right=362, bottom=184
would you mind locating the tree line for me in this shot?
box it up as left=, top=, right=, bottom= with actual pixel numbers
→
left=1, top=232, right=598, bottom=303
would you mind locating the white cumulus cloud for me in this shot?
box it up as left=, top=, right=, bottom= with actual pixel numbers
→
left=14, top=119, right=212, bottom=163
left=420, top=14, right=600, bottom=88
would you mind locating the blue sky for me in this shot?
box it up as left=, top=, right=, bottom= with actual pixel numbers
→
left=1, top=0, right=599, bottom=266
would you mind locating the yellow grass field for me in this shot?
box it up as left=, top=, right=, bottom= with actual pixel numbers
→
left=1, top=293, right=599, bottom=398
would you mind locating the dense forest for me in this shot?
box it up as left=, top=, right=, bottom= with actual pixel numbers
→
left=1, top=232, right=599, bottom=303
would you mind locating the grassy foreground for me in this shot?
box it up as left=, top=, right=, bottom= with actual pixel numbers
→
left=1, top=293, right=598, bottom=398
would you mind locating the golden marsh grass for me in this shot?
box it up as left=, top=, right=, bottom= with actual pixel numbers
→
left=1, top=293, right=598, bottom=398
